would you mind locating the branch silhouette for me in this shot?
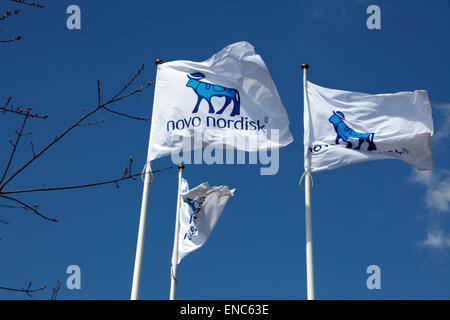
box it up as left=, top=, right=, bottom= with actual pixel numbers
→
left=9, top=0, right=45, bottom=9
left=0, top=64, right=153, bottom=193
left=0, top=2, right=164, bottom=299
left=0, top=64, right=162, bottom=226
left=0, top=282, right=46, bottom=297
left=2, top=166, right=172, bottom=195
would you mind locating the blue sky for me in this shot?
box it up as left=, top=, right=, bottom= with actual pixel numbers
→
left=0, top=0, right=449, bottom=300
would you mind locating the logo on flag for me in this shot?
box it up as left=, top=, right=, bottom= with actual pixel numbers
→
left=329, top=111, right=377, bottom=151
left=304, top=81, right=434, bottom=172
left=147, top=41, right=293, bottom=164
left=177, top=178, right=235, bottom=264
left=186, top=72, right=241, bottom=116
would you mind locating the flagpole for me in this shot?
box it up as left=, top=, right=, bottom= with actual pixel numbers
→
left=170, top=164, right=185, bottom=300
left=130, top=59, right=163, bottom=300
left=302, top=63, right=315, bottom=300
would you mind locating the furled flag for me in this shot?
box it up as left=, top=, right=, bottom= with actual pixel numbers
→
left=147, top=41, right=293, bottom=161
left=304, top=81, right=434, bottom=172
left=177, top=178, right=235, bottom=264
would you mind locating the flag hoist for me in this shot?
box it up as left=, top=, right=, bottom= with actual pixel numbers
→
left=130, top=41, right=293, bottom=300
left=170, top=164, right=185, bottom=300
left=300, top=63, right=315, bottom=300
left=301, top=63, right=433, bottom=300
left=169, top=167, right=235, bottom=300
left=130, top=59, right=164, bottom=301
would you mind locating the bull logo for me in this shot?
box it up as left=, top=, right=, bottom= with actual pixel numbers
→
left=183, top=195, right=207, bottom=241
left=329, top=111, right=377, bottom=151
left=186, top=72, right=241, bottom=117
left=183, top=195, right=206, bottom=224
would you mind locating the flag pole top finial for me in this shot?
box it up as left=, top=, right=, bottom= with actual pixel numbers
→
left=301, top=63, right=309, bottom=70
left=178, top=164, right=185, bottom=170
left=155, top=59, right=163, bottom=65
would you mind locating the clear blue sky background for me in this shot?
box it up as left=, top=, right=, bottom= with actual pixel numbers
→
left=1, top=0, right=449, bottom=300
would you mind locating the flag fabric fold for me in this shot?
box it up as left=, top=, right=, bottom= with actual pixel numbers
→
left=304, top=81, right=434, bottom=172
left=177, top=178, right=234, bottom=264
left=148, top=41, right=293, bottom=161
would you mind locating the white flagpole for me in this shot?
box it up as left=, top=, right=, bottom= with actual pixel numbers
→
left=130, top=59, right=163, bottom=300
left=170, top=164, right=185, bottom=300
left=302, top=63, right=315, bottom=300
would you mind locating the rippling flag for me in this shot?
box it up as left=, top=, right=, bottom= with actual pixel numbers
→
left=147, top=41, right=293, bottom=161
left=177, top=178, right=235, bottom=264
left=304, top=81, right=434, bottom=172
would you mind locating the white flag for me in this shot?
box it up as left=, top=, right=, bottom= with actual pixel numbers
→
left=304, top=81, right=434, bottom=172
left=148, top=41, right=293, bottom=161
left=177, top=178, right=235, bottom=264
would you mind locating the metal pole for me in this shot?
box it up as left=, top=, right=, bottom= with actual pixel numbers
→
left=130, top=59, right=163, bottom=300
left=302, top=63, right=315, bottom=300
left=130, top=161, right=152, bottom=300
left=170, top=164, right=185, bottom=300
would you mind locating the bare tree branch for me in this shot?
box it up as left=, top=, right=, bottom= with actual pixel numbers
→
left=103, top=106, right=150, bottom=121
left=0, top=217, right=11, bottom=224
left=1, top=97, right=48, bottom=118
left=0, top=111, right=30, bottom=185
left=0, top=65, right=152, bottom=192
left=0, top=34, right=22, bottom=43
left=76, top=118, right=105, bottom=127
left=0, top=194, right=57, bottom=221
left=9, top=0, right=45, bottom=9
left=110, top=64, right=145, bottom=101
left=0, top=282, right=46, bottom=297
left=1, top=1, right=44, bottom=44
left=50, top=280, right=61, bottom=300
left=1, top=166, right=172, bottom=195
left=0, top=9, right=21, bottom=21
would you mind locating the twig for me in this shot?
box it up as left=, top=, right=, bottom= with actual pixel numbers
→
left=0, top=204, right=22, bottom=210
left=0, top=218, right=11, bottom=225
left=0, top=194, right=57, bottom=221
left=103, top=106, right=150, bottom=121
left=1, top=99, right=48, bottom=119
left=0, top=282, right=46, bottom=297
left=50, top=280, right=61, bottom=300
left=97, top=80, right=102, bottom=107
left=1, top=166, right=172, bottom=195
left=9, top=0, right=45, bottom=9
left=0, top=65, right=152, bottom=192
left=108, top=81, right=153, bottom=104
left=0, top=111, right=29, bottom=185
left=110, top=64, right=145, bottom=101
left=30, top=141, right=35, bottom=157
left=0, top=34, right=22, bottom=43
left=76, top=118, right=105, bottom=127
left=0, top=9, right=21, bottom=21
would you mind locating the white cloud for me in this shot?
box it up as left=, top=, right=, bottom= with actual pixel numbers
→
left=410, top=169, right=434, bottom=186
left=411, top=170, right=450, bottom=212
left=410, top=169, right=450, bottom=250
left=431, top=103, right=450, bottom=143
left=421, top=230, right=450, bottom=249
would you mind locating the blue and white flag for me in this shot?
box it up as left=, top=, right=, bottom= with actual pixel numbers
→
left=304, top=81, right=434, bottom=172
left=177, top=178, right=235, bottom=264
left=147, top=41, right=293, bottom=161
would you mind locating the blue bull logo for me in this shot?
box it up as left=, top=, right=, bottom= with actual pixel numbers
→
left=329, top=111, right=377, bottom=151
left=186, top=72, right=241, bottom=117
left=183, top=195, right=206, bottom=224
